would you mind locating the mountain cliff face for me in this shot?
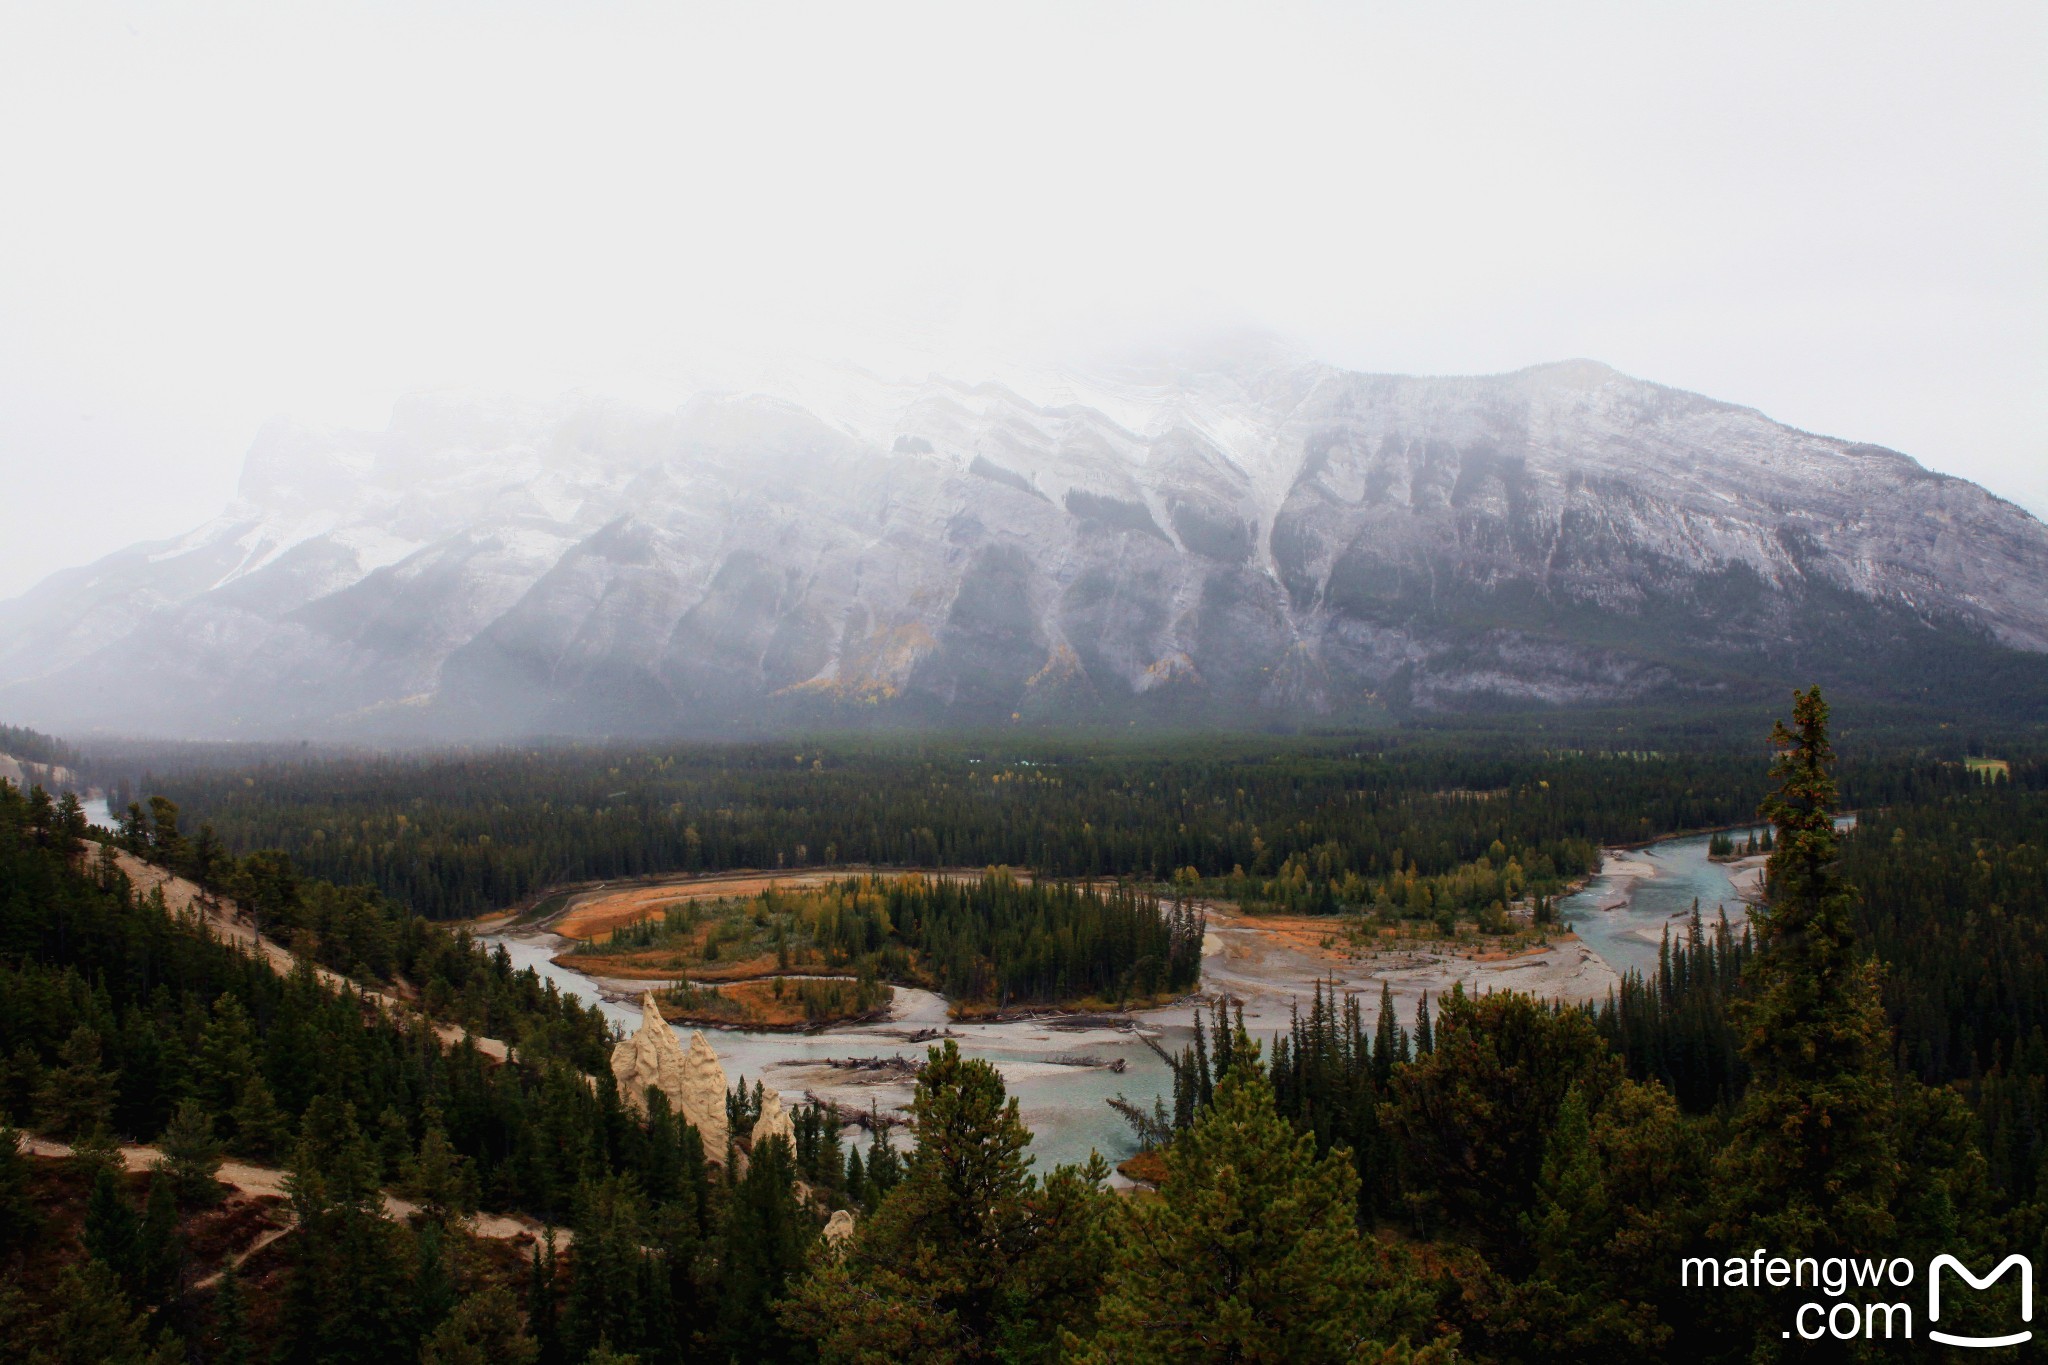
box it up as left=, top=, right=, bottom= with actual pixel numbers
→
left=3, top=356, right=2044, bottom=738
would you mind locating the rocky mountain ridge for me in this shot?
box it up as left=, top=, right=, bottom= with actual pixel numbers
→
left=2, top=354, right=2043, bottom=737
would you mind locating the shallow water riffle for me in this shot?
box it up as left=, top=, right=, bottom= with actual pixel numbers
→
left=1559, top=816, right=1856, bottom=980
left=481, top=932, right=1177, bottom=1176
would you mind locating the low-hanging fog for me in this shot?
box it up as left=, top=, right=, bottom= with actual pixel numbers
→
left=1, top=1, right=2044, bottom=602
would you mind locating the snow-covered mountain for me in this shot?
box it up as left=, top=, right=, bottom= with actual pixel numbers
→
left=4, top=354, right=2045, bottom=738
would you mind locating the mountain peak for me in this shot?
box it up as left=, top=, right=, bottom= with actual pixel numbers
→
left=4, top=356, right=2043, bottom=738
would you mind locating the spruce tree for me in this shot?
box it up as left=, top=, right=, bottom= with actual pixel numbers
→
left=862, top=1110, right=902, bottom=1204
left=402, top=1116, right=477, bottom=1226
left=194, top=995, right=258, bottom=1123
left=1076, top=1060, right=1453, bottom=1364
left=782, top=1040, right=1112, bottom=1364
left=1714, top=688, right=1899, bottom=1258
left=37, top=1025, right=117, bottom=1138
left=420, top=1284, right=539, bottom=1365
left=717, top=1134, right=811, bottom=1362
left=527, top=1234, right=563, bottom=1365
left=1389, top=987, right=1621, bottom=1259
left=409, top=1220, right=457, bottom=1344
left=84, top=1164, right=143, bottom=1290
left=0, top=1259, right=184, bottom=1365
left=1373, top=983, right=1406, bottom=1084
left=212, top=1263, right=252, bottom=1365
left=135, top=1171, right=184, bottom=1308
left=276, top=1118, right=412, bottom=1365
left=156, top=1098, right=225, bottom=1209
left=563, top=1175, right=650, bottom=1360
left=0, top=1123, right=36, bottom=1259
left=230, top=1076, right=289, bottom=1161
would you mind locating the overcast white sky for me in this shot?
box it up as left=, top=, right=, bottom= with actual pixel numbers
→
left=1, top=1, right=2043, bottom=598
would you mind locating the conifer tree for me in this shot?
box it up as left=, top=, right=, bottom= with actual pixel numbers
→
left=402, top=1114, right=477, bottom=1225
left=410, top=1220, right=457, bottom=1345
left=230, top=1076, right=289, bottom=1162
left=1714, top=687, right=1899, bottom=1258
left=527, top=1234, right=563, bottom=1365
left=135, top=1171, right=184, bottom=1308
left=0, top=1123, right=35, bottom=1259
left=0, top=1259, right=184, bottom=1365
left=212, top=1263, right=252, bottom=1365
left=194, top=996, right=258, bottom=1131
left=1077, top=1059, right=1454, bottom=1364
left=1373, top=983, right=1407, bottom=1083
left=420, top=1284, right=539, bottom=1365
left=563, top=1175, right=650, bottom=1361
left=37, top=1024, right=117, bottom=1138
left=783, top=1040, right=1112, bottom=1363
left=276, top=1117, right=411, bottom=1364
left=84, top=1163, right=143, bottom=1290
left=862, top=1110, right=903, bottom=1204
left=843, top=1146, right=867, bottom=1208
left=717, top=1134, right=811, bottom=1362
left=156, top=1098, right=225, bottom=1209
left=1387, top=990, right=1618, bottom=1258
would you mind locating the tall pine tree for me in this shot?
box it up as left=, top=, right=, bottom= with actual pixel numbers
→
left=1713, top=687, right=1900, bottom=1259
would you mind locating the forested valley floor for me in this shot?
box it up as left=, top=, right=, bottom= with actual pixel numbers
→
left=3, top=702, right=2045, bottom=1362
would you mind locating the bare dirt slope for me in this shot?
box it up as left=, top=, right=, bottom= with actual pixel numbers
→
left=20, top=1133, right=569, bottom=1285
left=108, top=845, right=512, bottom=1063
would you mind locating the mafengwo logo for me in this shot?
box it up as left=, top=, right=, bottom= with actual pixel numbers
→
left=1681, top=1250, right=2033, bottom=1345
left=1928, top=1254, right=2032, bottom=1349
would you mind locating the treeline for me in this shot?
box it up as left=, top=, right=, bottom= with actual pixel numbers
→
left=1841, top=767, right=2048, bottom=1199
left=129, top=738, right=1950, bottom=920
left=98, top=792, right=612, bottom=1069
left=0, top=773, right=908, bottom=1363
left=0, top=721, right=81, bottom=769
left=1583, top=766, right=2048, bottom=1200
left=7, top=696, right=2046, bottom=1362
left=1208, top=831, right=1597, bottom=922
left=589, top=871, right=1203, bottom=1009
left=791, top=872, right=1202, bottom=1006
left=1115, top=697, right=2032, bottom=1359
left=5, top=775, right=623, bottom=1215
left=1594, top=904, right=1754, bottom=1113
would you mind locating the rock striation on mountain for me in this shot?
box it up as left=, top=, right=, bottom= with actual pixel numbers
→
left=3, top=352, right=2043, bottom=736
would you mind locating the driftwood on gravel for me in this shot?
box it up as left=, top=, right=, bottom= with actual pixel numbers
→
left=804, top=1091, right=907, bottom=1131
left=821, top=1055, right=921, bottom=1076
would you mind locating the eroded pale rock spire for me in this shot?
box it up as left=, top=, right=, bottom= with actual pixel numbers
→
left=611, top=992, right=731, bottom=1158
left=751, top=1087, right=796, bottom=1153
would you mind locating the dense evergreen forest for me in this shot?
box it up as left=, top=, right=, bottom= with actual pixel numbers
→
left=7, top=696, right=2048, bottom=1362
left=574, top=872, right=1204, bottom=1011
left=118, top=738, right=1951, bottom=920
left=0, top=721, right=82, bottom=769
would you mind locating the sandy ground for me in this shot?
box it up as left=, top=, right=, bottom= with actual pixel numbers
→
left=530, top=866, right=1629, bottom=1054
left=1584, top=852, right=1659, bottom=911
left=1134, top=900, right=1621, bottom=1038
left=553, top=871, right=854, bottom=940
left=1723, top=852, right=1768, bottom=904
left=107, top=846, right=513, bottom=1063
left=550, top=866, right=1023, bottom=941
